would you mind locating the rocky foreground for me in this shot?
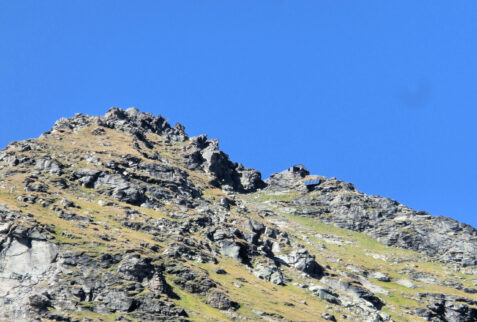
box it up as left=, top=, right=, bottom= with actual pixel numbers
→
left=1, top=108, right=477, bottom=321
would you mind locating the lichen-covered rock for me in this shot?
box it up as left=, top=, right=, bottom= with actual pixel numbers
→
left=253, top=263, right=285, bottom=285
left=279, top=248, right=323, bottom=277
left=219, top=240, right=243, bottom=261
left=206, top=290, right=239, bottom=311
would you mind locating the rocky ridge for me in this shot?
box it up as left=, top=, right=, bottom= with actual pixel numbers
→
left=0, top=107, right=476, bottom=321
left=265, top=165, right=477, bottom=266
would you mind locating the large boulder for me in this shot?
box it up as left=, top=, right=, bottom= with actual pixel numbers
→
left=206, top=290, right=239, bottom=311
left=265, top=164, right=310, bottom=191
left=279, top=249, right=323, bottom=277
left=219, top=240, right=243, bottom=261
left=253, top=263, right=285, bottom=285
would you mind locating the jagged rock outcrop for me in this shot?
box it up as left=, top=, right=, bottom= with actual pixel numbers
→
left=414, top=293, right=477, bottom=321
left=266, top=165, right=477, bottom=266
left=278, top=248, right=323, bottom=277
left=46, top=107, right=188, bottom=142
left=265, top=164, right=310, bottom=191
left=253, top=261, right=285, bottom=285
left=0, top=207, right=187, bottom=320
left=185, top=135, right=265, bottom=192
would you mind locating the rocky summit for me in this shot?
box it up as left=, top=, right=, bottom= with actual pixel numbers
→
left=1, top=108, right=477, bottom=322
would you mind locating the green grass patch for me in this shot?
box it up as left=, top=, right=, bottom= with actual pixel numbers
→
left=167, top=277, right=228, bottom=321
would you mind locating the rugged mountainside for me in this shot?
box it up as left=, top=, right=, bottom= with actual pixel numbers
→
left=1, top=107, right=477, bottom=322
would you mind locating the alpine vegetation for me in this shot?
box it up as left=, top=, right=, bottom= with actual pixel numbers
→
left=1, top=108, right=476, bottom=321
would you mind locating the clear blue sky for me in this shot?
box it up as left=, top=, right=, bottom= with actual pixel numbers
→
left=1, top=1, right=476, bottom=226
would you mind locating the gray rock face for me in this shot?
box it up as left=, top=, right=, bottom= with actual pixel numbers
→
left=0, top=213, right=59, bottom=320
left=219, top=240, right=243, bottom=261
left=104, top=107, right=188, bottom=142
left=416, top=293, right=477, bottom=321
left=253, top=263, right=285, bottom=285
left=322, top=276, right=384, bottom=310
left=206, top=290, right=239, bottom=311
left=279, top=248, right=323, bottom=277
left=265, top=164, right=310, bottom=191
left=0, top=238, right=57, bottom=277
left=318, top=288, right=341, bottom=305
left=35, top=157, right=63, bottom=175
left=45, top=108, right=265, bottom=194
left=185, top=136, right=265, bottom=193
left=0, top=220, right=58, bottom=283
left=267, top=166, right=477, bottom=266
left=46, top=107, right=188, bottom=143
left=0, top=206, right=187, bottom=321
left=28, top=294, right=52, bottom=313
left=70, top=159, right=201, bottom=208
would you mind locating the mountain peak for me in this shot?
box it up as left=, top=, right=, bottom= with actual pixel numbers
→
left=43, top=107, right=188, bottom=143
left=1, top=108, right=477, bottom=321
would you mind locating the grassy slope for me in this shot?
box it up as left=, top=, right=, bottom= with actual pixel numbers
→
left=245, top=190, right=477, bottom=321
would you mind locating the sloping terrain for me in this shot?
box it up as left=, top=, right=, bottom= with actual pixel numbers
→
left=1, top=108, right=477, bottom=321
